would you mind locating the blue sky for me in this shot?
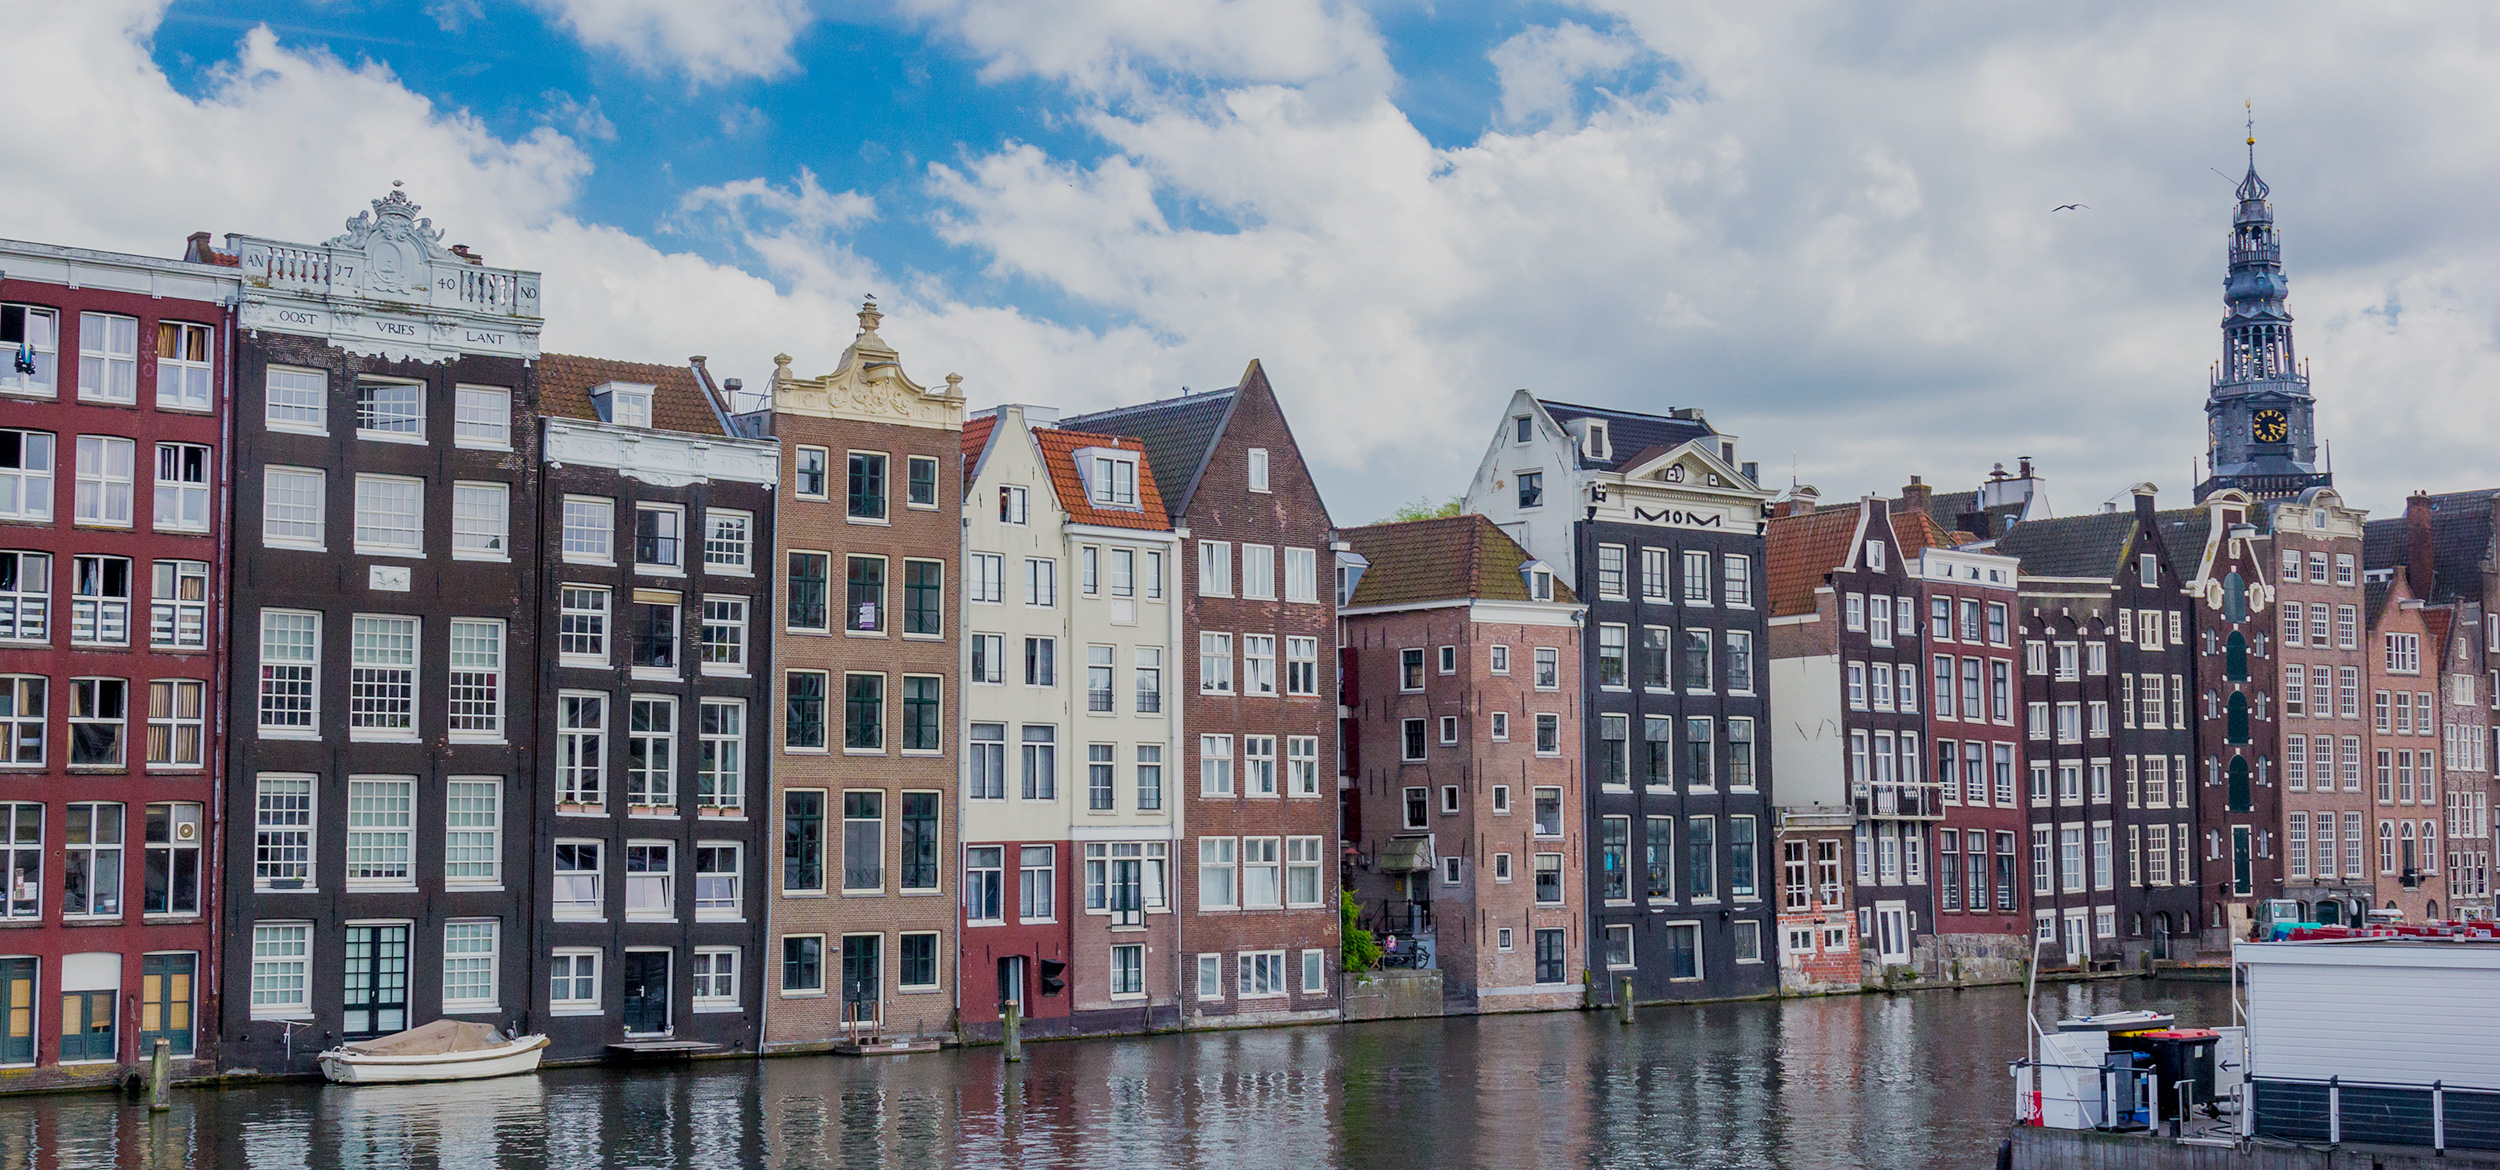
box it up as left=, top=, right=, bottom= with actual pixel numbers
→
left=15, top=3, right=2500, bottom=522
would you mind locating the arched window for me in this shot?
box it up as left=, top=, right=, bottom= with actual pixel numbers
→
left=2225, top=631, right=2248, bottom=681
left=2315, top=901, right=2340, bottom=925
left=2380, top=822, right=2396, bottom=874
left=2228, top=756, right=2252, bottom=812
left=2227, top=692, right=2251, bottom=743
left=2429, top=900, right=2440, bottom=919
left=2224, top=572, right=2247, bottom=622
left=2402, top=822, right=2417, bottom=873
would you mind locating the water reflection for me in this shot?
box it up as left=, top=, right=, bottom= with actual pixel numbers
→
left=0, top=979, right=2229, bottom=1170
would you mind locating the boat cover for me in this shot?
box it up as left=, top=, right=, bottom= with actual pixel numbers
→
left=336, top=1020, right=510, bottom=1057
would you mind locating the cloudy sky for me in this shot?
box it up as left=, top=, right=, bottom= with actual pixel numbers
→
left=15, top=2, right=2500, bottom=522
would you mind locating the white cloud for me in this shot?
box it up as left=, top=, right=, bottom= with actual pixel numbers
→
left=0, top=2, right=1159, bottom=427
left=914, top=1, right=2500, bottom=520
left=526, top=0, right=814, bottom=84
left=893, top=0, right=1391, bottom=100
left=1488, top=21, right=1643, bottom=130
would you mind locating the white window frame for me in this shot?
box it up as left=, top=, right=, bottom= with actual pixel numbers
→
left=450, top=481, right=509, bottom=561
left=452, top=385, right=512, bottom=450
left=352, top=474, right=424, bottom=557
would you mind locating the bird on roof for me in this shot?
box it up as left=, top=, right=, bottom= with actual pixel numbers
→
left=2052, top=204, right=2087, bottom=212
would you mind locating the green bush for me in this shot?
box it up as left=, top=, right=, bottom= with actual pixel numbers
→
left=1341, top=890, right=1383, bottom=972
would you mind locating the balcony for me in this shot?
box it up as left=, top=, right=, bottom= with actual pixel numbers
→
left=1854, top=781, right=1947, bottom=821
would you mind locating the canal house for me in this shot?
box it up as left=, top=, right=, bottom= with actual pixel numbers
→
left=213, top=190, right=545, bottom=1075
left=1064, top=366, right=1345, bottom=1026
left=1465, top=394, right=1780, bottom=1005
left=2268, top=488, right=2375, bottom=928
left=1337, top=515, right=1588, bottom=1010
left=751, top=303, right=964, bottom=1050
left=532, top=354, right=777, bottom=1060
left=1992, top=487, right=2203, bottom=966
left=957, top=405, right=1184, bottom=1037
left=0, top=235, right=238, bottom=1081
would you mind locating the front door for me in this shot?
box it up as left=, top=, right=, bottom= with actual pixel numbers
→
left=58, top=991, right=113, bottom=1062
left=138, top=954, right=194, bottom=1056
left=621, top=951, right=671, bottom=1035
left=0, top=959, right=31, bottom=1064
left=2063, top=910, right=2090, bottom=964
left=842, top=935, right=881, bottom=1026
left=342, top=925, right=409, bottom=1038
left=1874, top=902, right=1910, bottom=965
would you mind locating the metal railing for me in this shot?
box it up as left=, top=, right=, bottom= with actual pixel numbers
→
left=2254, top=1074, right=2500, bottom=1152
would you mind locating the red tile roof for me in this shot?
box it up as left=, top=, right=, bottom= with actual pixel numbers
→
left=960, top=414, right=997, bottom=491
left=1889, top=509, right=1959, bottom=558
left=1034, top=427, right=1170, bottom=530
left=537, top=353, right=725, bottom=435
left=1341, top=514, right=1575, bottom=607
left=1766, top=506, right=1862, bottom=618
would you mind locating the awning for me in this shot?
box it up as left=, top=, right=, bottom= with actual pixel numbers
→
left=1378, top=836, right=1434, bottom=874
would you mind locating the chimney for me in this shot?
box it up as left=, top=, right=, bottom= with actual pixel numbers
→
left=1899, top=474, right=1932, bottom=516
left=184, top=231, right=211, bottom=262
left=449, top=244, right=486, bottom=265
left=2131, top=482, right=2159, bottom=524
left=1771, top=486, right=1820, bottom=519
left=2407, top=492, right=2435, bottom=597
left=2018, top=456, right=2034, bottom=480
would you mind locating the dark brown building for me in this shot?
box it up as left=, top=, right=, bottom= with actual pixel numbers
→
left=1065, top=363, right=1343, bottom=1023
left=214, top=191, right=546, bottom=1074
left=532, top=354, right=777, bottom=1058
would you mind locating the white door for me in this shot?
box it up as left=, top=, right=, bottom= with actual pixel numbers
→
left=2063, top=910, right=2090, bottom=964
left=1875, top=901, right=1910, bottom=965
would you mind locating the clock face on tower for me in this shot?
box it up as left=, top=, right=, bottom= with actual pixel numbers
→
left=2252, top=409, right=2289, bottom=444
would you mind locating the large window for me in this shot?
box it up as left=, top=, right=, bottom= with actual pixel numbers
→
left=554, top=842, right=602, bottom=919
left=904, top=560, right=944, bottom=635
left=250, top=923, right=312, bottom=1019
left=145, top=679, right=205, bottom=767
left=557, top=692, right=606, bottom=806
left=253, top=775, right=313, bottom=888
left=701, top=596, right=748, bottom=672
left=558, top=586, right=609, bottom=665
left=69, top=677, right=126, bottom=767
left=847, top=452, right=886, bottom=520
left=150, top=559, right=206, bottom=649
left=785, top=671, right=827, bottom=750
left=142, top=802, right=204, bottom=915
left=696, top=844, right=742, bottom=917
left=349, top=615, right=418, bottom=737
left=451, top=482, right=508, bottom=559
left=69, top=555, right=130, bottom=647
left=0, top=803, right=37, bottom=918
left=698, top=699, right=744, bottom=811
left=968, top=723, right=1006, bottom=800
left=453, top=386, right=511, bottom=449
left=0, top=551, right=46, bottom=644
left=1198, top=838, right=1238, bottom=909
left=635, top=505, right=682, bottom=570
left=447, top=619, right=504, bottom=739
left=265, top=367, right=326, bottom=432
left=153, top=443, right=210, bottom=532
left=345, top=777, right=416, bottom=887
left=843, top=673, right=884, bottom=751
left=562, top=497, right=614, bottom=563
left=626, top=843, right=674, bottom=919
left=444, top=779, right=501, bottom=887
left=0, top=305, right=57, bottom=396
left=846, top=556, right=885, bottom=633
left=842, top=791, right=883, bottom=891
left=0, top=431, right=54, bottom=524
left=257, top=612, right=322, bottom=730
left=63, top=802, right=124, bottom=916
left=442, top=922, right=499, bottom=1011
left=628, top=698, right=677, bottom=809
left=352, top=475, right=422, bottom=555
left=903, top=676, right=941, bottom=753
left=1022, top=726, right=1058, bottom=800
left=75, top=435, right=134, bottom=527
left=901, top=792, right=940, bottom=891
left=786, top=552, right=829, bottom=631
left=1019, top=845, right=1055, bottom=921
left=783, top=792, right=824, bottom=892
left=703, top=509, right=753, bottom=572
left=966, top=847, right=1004, bottom=923
left=355, top=378, right=425, bottom=439
left=77, top=312, right=138, bottom=404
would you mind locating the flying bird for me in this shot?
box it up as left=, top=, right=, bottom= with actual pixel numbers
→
left=2051, top=203, right=2087, bottom=212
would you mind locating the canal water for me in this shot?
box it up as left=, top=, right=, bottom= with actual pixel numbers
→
left=0, top=978, right=2229, bottom=1169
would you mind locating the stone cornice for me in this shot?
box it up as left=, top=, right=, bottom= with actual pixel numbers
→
left=545, top=417, right=779, bottom=489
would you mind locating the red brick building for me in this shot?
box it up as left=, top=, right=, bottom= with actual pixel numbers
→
left=1338, top=515, right=1586, bottom=1010
left=1063, top=363, right=1341, bottom=1024
left=0, top=237, right=237, bottom=1080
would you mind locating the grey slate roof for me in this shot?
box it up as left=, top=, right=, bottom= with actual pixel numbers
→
left=1536, top=399, right=1717, bottom=473
left=2364, top=489, right=2499, bottom=607
left=1061, top=388, right=1237, bottom=518
left=1993, top=507, right=2208, bottom=581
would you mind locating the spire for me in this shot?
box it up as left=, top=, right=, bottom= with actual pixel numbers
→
left=2198, top=112, right=2325, bottom=503
left=2236, top=101, right=2270, bottom=204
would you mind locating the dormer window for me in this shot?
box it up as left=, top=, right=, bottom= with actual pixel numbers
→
left=592, top=382, right=655, bottom=429
left=1081, top=450, right=1140, bottom=509
left=1583, top=420, right=1608, bottom=462
left=1525, top=564, right=1554, bottom=602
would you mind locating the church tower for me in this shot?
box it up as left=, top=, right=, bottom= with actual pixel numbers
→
left=2196, top=121, right=2329, bottom=502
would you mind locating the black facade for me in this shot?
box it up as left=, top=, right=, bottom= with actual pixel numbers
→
left=218, top=331, right=542, bottom=1073
left=1577, top=515, right=1779, bottom=1002
left=2000, top=493, right=2202, bottom=965
left=1828, top=503, right=1941, bottom=968
left=533, top=407, right=774, bottom=1060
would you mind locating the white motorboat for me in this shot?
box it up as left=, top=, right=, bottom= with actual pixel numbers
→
left=317, top=1020, right=550, bottom=1085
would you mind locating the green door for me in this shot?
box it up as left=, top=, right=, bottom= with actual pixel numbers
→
left=138, top=954, right=194, bottom=1056
left=342, top=925, right=409, bottom=1038
left=0, top=959, right=32, bottom=1064
left=58, top=990, right=113, bottom=1062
